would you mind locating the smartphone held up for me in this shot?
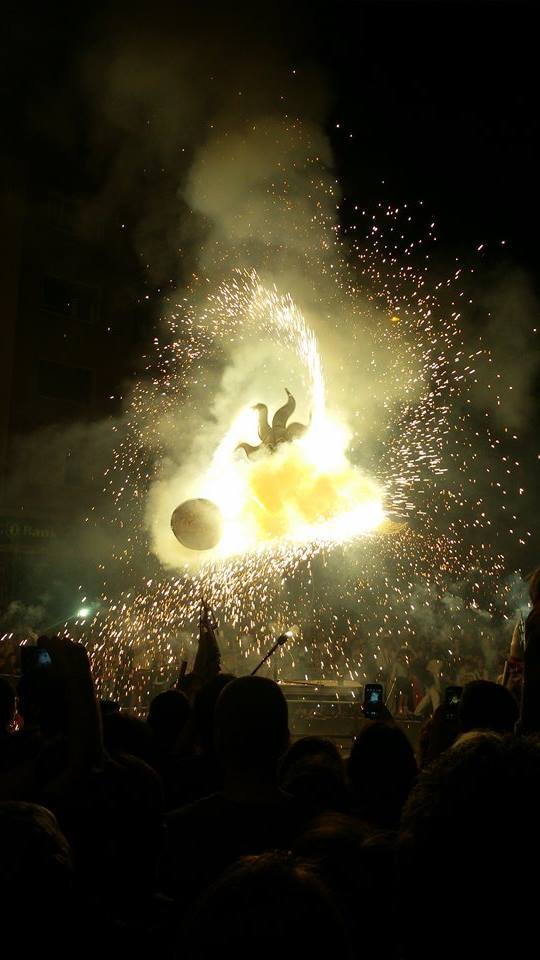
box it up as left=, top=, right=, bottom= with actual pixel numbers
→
left=363, top=683, right=384, bottom=719
left=444, top=685, right=463, bottom=721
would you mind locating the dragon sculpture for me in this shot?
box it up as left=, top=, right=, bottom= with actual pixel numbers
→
left=236, top=389, right=310, bottom=459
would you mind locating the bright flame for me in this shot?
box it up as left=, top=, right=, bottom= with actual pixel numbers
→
left=165, top=277, right=385, bottom=562
left=199, top=407, right=385, bottom=557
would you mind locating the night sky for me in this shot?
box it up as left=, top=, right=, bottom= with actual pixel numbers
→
left=3, top=1, right=538, bottom=266
left=332, top=2, right=538, bottom=271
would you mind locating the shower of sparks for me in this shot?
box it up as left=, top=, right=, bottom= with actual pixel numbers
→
left=78, top=196, right=530, bottom=707
left=163, top=278, right=386, bottom=559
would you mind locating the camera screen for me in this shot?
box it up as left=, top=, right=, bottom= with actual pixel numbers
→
left=365, top=685, right=382, bottom=708
left=446, top=686, right=462, bottom=705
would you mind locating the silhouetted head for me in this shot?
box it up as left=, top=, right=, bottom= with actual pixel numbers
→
left=65, top=754, right=164, bottom=900
left=102, top=710, right=150, bottom=760
left=186, top=851, right=351, bottom=960
left=192, top=673, right=236, bottom=754
left=147, top=689, right=190, bottom=748
left=348, top=722, right=418, bottom=828
left=214, top=676, right=289, bottom=773
left=0, top=677, right=15, bottom=732
left=294, top=813, right=395, bottom=955
left=0, top=801, right=73, bottom=945
left=280, top=736, right=344, bottom=780
left=0, top=800, right=71, bottom=883
left=399, top=734, right=540, bottom=959
left=279, top=737, right=346, bottom=812
left=294, top=812, right=372, bottom=889
left=459, top=680, right=518, bottom=734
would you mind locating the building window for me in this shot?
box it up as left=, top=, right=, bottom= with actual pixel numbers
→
left=42, top=276, right=100, bottom=324
left=38, top=360, right=93, bottom=404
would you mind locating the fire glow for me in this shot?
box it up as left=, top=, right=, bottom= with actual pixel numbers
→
left=198, top=404, right=385, bottom=558
left=161, top=277, right=387, bottom=561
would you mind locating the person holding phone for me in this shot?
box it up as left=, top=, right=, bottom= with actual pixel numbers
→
left=348, top=720, right=418, bottom=828
left=0, top=635, right=103, bottom=800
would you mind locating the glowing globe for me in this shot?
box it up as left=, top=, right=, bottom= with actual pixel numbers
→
left=171, top=498, right=223, bottom=551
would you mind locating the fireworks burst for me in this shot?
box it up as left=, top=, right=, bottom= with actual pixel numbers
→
left=80, top=196, right=529, bottom=705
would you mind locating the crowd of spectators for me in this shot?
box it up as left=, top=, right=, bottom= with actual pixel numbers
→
left=0, top=568, right=539, bottom=958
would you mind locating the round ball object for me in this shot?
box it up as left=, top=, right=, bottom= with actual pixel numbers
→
left=170, top=498, right=223, bottom=550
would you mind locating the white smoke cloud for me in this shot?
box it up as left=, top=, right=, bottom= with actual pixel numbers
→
left=183, top=117, right=337, bottom=269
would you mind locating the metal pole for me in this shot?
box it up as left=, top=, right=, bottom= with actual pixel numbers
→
left=251, top=634, right=291, bottom=676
